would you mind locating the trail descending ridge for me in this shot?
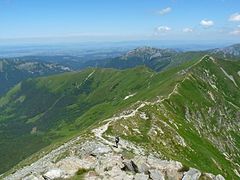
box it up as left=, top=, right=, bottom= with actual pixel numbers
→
left=4, top=105, right=226, bottom=180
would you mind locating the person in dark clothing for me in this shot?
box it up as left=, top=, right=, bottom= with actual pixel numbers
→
left=115, top=136, right=120, bottom=148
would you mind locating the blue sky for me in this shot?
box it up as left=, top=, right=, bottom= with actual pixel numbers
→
left=0, top=0, right=240, bottom=43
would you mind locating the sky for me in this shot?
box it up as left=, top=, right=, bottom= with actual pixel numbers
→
left=0, top=0, right=240, bottom=44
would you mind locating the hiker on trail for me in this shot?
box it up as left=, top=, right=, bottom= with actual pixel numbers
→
left=115, top=136, right=120, bottom=148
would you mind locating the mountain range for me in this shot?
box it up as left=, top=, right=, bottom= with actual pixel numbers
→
left=0, top=44, right=240, bottom=179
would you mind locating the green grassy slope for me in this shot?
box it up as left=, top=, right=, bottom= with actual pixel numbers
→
left=106, top=56, right=240, bottom=179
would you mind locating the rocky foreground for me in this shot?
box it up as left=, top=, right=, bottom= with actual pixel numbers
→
left=3, top=117, right=225, bottom=180
left=4, top=140, right=225, bottom=180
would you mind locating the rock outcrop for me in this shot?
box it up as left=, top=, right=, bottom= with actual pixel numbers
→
left=4, top=120, right=225, bottom=180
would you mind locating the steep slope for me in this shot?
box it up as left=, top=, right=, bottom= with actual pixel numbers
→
left=105, top=56, right=240, bottom=179
left=0, top=59, right=71, bottom=96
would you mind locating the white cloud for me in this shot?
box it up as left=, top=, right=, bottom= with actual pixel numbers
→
left=183, top=28, right=193, bottom=33
left=229, top=13, right=240, bottom=22
left=200, top=20, right=214, bottom=28
left=230, top=29, right=240, bottom=35
left=157, top=7, right=172, bottom=15
left=156, top=26, right=172, bottom=33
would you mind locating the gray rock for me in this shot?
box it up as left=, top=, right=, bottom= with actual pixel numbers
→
left=134, top=173, right=149, bottom=180
left=123, top=160, right=138, bottom=173
left=149, top=169, right=165, bottom=180
left=182, top=168, right=201, bottom=180
left=132, top=156, right=150, bottom=173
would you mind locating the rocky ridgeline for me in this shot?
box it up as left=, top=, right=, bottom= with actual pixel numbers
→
left=3, top=100, right=226, bottom=180
left=4, top=137, right=225, bottom=180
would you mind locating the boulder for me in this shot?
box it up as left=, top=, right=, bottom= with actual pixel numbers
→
left=182, top=168, right=201, bottom=180
left=149, top=169, right=165, bottom=180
